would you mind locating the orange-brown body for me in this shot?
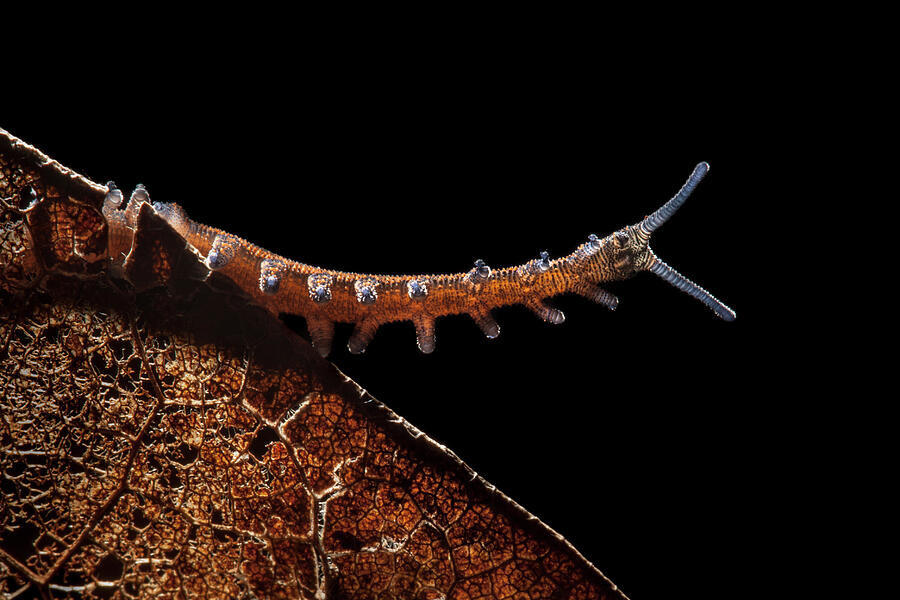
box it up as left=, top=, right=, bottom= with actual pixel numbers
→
left=140, top=199, right=643, bottom=356
left=98, top=159, right=734, bottom=356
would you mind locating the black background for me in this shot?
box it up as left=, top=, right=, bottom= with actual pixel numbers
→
left=4, top=27, right=780, bottom=599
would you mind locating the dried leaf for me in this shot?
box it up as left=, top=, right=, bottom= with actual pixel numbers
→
left=2, top=131, right=631, bottom=598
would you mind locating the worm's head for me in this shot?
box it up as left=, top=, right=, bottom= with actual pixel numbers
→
left=605, top=224, right=655, bottom=278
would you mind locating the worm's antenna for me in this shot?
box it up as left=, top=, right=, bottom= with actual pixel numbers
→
left=640, top=162, right=709, bottom=234
left=647, top=257, right=736, bottom=321
left=637, top=162, right=736, bottom=321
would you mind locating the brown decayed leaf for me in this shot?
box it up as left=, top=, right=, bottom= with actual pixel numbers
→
left=1, top=132, right=626, bottom=597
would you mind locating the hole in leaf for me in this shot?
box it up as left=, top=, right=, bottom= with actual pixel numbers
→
left=132, top=507, right=151, bottom=529
left=332, top=530, right=363, bottom=552
left=94, top=552, right=124, bottom=581
left=172, top=442, right=199, bottom=466
left=249, top=425, right=279, bottom=461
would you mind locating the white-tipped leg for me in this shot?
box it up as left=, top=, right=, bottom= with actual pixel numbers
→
left=414, top=316, right=436, bottom=354
left=525, top=299, right=565, bottom=324
left=471, top=308, right=500, bottom=339
left=348, top=319, right=379, bottom=354
left=574, top=282, right=618, bottom=310
left=307, top=317, right=335, bottom=357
